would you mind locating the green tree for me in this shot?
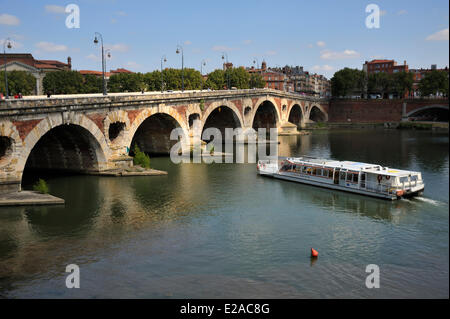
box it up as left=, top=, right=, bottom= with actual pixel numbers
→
left=368, top=72, right=393, bottom=98
left=250, top=73, right=266, bottom=88
left=419, top=70, right=449, bottom=97
left=108, top=73, right=144, bottom=93
left=205, top=69, right=225, bottom=90
left=143, top=70, right=162, bottom=91
left=81, top=74, right=102, bottom=93
left=331, top=68, right=363, bottom=97
left=226, top=67, right=251, bottom=89
left=391, top=71, right=413, bottom=98
left=43, top=70, right=84, bottom=94
left=0, top=70, right=36, bottom=96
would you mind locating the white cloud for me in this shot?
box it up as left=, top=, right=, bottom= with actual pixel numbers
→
left=184, top=40, right=192, bottom=45
left=243, top=40, right=253, bottom=45
left=86, top=54, right=100, bottom=61
left=111, top=18, right=117, bottom=24
left=106, top=43, right=130, bottom=52
left=35, top=41, right=68, bottom=52
left=126, top=61, right=141, bottom=69
left=117, top=11, right=127, bottom=16
left=398, top=9, right=407, bottom=15
left=316, top=41, right=326, bottom=47
left=311, top=65, right=334, bottom=72
left=265, top=50, right=277, bottom=56
left=0, top=39, right=23, bottom=49
left=44, top=5, right=66, bottom=14
left=426, top=28, right=449, bottom=41
left=380, top=10, right=387, bottom=16
left=307, top=43, right=314, bottom=48
left=320, top=49, right=360, bottom=60
left=0, top=14, right=20, bottom=26
left=212, top=45, right=237, bottom=52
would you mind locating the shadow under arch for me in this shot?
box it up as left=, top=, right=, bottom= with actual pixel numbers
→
left=130, top=113, right=183, bottom=155
left=201, top=105, right=242, bottom=141
left=22, top=123, right=108, bottom=185
left=406, top=105, right=449, bottom=122
left=252, top=100, right=280, bottom=130
left=288, top=104, right=303, bottom=128
left=309, top=105, right=327, bottom=122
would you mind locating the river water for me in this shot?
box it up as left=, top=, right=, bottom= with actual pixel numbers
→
left=0, top=129, right=448, bottom=298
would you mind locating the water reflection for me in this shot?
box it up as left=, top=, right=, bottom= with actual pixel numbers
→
left=0, top=129, right=448, bottom=298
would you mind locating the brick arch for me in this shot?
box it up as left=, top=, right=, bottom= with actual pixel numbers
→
left=287, top=102, right=305, bottom=120
left=125, top=107, right=189, bottom=150
left=405, top=104, right=449, bottom=117
left=200, top=100, right=244, bottom=132
left=251, top=97, right=281, bottom=127
left=287, top=103, right=305, bottom=126
left=307, top=104, right=329, bottom=121
left=0, top=121, right=23, bottom=182
left=16, top=113, right=111, bottom=179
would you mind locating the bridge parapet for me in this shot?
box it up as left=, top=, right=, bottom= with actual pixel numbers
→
left=0, top=89, right=329, bottom=194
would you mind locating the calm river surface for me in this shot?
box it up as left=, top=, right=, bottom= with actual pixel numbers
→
left=0, top=129, right=448, bottom=298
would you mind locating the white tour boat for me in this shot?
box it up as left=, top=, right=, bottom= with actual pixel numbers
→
left=257, top=156, right=425, bottom=200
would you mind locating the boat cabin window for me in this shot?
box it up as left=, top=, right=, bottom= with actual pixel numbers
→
left=340, top=172, right=346, bottom=180
left=410, top=175, right=418, bottom=182
left=399, top=176, right=409, bottom=183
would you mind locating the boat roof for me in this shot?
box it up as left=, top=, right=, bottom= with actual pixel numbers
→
left=283, top=157, right=419, bottom=177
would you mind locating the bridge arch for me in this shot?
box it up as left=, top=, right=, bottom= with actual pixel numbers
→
left=406, top=105, right=449, bottom=122
left=308, top=104, right=328, bottom=122
left=18, top=114, right=110, bottom=183
left=288, top=103, right=304, bottom=128
left=201, top=100, right=243, bottom=132
left=251, top=97, right=281, bottom=129
left=127, top=107, right=188, bottom=155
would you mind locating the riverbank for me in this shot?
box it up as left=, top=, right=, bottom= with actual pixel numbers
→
left=304, top=121, right=449, bottom=131
left=0, top=190, right=64, bottom=206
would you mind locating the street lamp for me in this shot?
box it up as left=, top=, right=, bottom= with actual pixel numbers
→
left=252, top=58, right=260, bottom=89
left=3, top=38, right=12, bottom=99
left=161, top=55, right=167, bottom=92
left=200, top=59, right=206, bottom=90
left=93, top=32, right=107, bottom=95
left=176, top=45, right=184, bottom=91
left=222, top=52, right=230, bottom=90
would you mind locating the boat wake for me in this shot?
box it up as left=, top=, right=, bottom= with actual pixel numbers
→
left=410, top=196, right=444, bottom=206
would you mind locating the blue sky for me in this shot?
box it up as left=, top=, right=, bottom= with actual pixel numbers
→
left=1, top=0, right=449, bottom=78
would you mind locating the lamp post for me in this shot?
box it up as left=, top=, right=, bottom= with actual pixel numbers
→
left=252, top=58, right=260, bottom=89
left=176, top=45, right=184, bottom=91
left=93, top=32, right=107, bottom=95
left=200, top=59, right=206, bottom=90
left=161, top=55, right=167, bottom=92
left=222, top=52, right=230, bottom=90
left=3, top=38, right=12, bottom=99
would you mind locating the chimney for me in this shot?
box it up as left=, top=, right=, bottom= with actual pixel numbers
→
left=67, top=56, right=72, bottom=69
left=404, top=60, right=406, bottom=66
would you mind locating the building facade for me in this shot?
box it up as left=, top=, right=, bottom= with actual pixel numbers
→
left=0, top=53, right=71, bottom=95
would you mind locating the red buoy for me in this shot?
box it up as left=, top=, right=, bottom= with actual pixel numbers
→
left=311, top=248, right=319, bottom=258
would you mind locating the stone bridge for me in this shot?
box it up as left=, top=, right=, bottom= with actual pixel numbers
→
left=0, top=89, right=328, bottom=193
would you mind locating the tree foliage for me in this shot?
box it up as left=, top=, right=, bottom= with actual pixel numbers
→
left=418, top=70, right=449, bottom=97
left=331, top=68, right=364, bottom=97
left=43, top=71, right=84, bottom=94
left=0, top=70, right=36, bottom=95
left=332, top=68, right=416, bottom=98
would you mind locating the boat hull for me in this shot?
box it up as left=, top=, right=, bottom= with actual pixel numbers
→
left=258, top=171, right=424, bottom=200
